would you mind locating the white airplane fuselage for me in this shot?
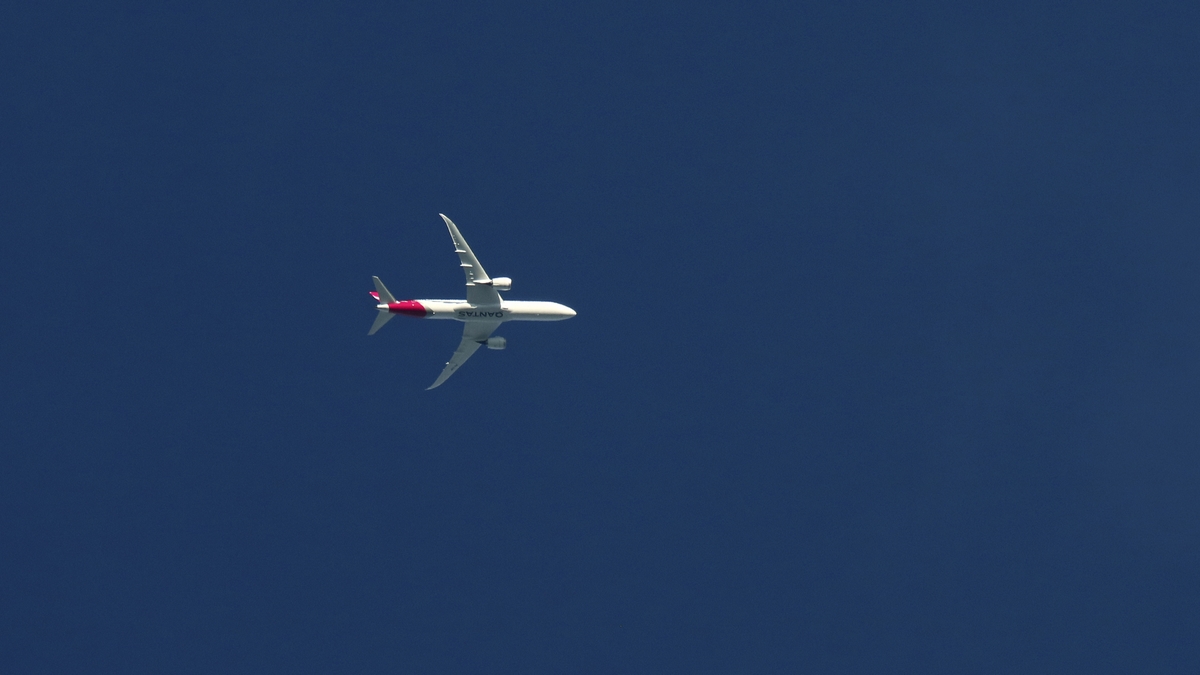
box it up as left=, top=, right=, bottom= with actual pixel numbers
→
left=373, top=298, right=576, bottom=322
left=368, top=213, right=575, bottom=389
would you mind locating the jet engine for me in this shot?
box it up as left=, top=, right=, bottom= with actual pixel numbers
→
left=486, top=336, right=507, bottom=350
left=490, top=277, right=512, bottom=291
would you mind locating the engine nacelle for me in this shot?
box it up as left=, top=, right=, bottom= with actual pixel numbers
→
left=486, top=336, right=507, bottom=350
left=490, top=277, right=512, bottom=292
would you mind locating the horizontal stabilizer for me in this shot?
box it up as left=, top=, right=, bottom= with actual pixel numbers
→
left=372, top=276, right=396, bottom=304
left=368, top=310, right=395, bottom=335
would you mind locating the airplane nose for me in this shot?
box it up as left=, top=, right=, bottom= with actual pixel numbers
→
left=564, top=306, right=576, bottom=318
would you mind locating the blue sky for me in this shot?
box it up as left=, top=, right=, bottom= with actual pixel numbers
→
left=2, top=2, right=1199, bottom=673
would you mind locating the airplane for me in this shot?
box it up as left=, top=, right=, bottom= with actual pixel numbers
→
left=368, top=214, right=576, bottom=389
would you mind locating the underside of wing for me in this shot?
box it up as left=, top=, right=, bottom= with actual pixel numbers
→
left=426, top=320, right=502, bottom=390
left=440, top=214, right=502, bottom=306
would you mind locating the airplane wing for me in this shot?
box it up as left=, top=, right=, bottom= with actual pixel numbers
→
left=426, top=320, right=502, bottom=390
left=440, top=214, right=502, bottom=307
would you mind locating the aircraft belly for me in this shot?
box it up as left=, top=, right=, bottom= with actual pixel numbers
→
left=503, top=301, right=575, bottom=321
left=414, top=300, right=573, bottom=321
left=452, top=308, right=509, bottom=321
left=420, top=300, right=476, bottom=320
